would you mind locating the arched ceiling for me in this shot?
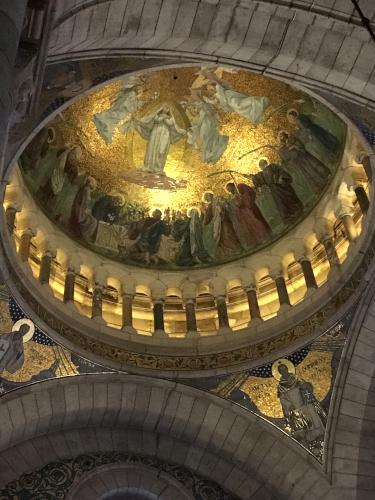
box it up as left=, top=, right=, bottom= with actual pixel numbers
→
left=48, top=0, right=375, bottom=109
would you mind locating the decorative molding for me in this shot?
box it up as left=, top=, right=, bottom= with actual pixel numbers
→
left=0, top=452, right=239, bottom=500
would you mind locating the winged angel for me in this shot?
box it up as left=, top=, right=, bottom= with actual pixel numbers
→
left=92, top=68, right=270, bottom=188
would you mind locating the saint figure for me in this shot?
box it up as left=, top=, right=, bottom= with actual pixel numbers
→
left=70, top=176, right=98, bottom=241
left=278, top=131, right=331, bottom=194
left=0, top=320, right=34, bottom=374
left=172, top=208, right=211, bottom=266
left=274, top=361, right=326, bottom=444
left=225, top=182, right=271, bottom=248
left=287, top=108, right=340, bottom=159
left=201, top=192, right=242, bottom=259
left=251, top=159, right=303, bottom=224
left=127, top=209, right=171, bottom=264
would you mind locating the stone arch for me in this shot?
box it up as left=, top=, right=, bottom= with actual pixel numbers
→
left=327, top=274, right=375, bottom=499
left=48, top=0, right=375, bottom=110
left=0, top=374, right=329, bottom=499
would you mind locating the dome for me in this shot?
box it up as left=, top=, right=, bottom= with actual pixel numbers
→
left=19, top=65, right=348, bottom=270
left=2, top=64, right=372, bottom=377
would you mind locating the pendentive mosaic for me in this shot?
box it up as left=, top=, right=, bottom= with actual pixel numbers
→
left=0, top=283, right=355, bottom=462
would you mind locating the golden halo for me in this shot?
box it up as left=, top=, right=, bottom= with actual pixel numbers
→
left=271, top=358, right=296, bottom=380
left=12, top=319, right=35, bottom=343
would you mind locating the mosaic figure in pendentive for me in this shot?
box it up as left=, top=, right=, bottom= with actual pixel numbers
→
left=0, top=319, right=34, bottom=374
left=272, top=358, right=326, bottom=446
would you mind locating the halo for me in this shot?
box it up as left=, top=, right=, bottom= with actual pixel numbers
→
left=287, top=107, right=299, bottom=116
left=278, top=130, right=289, bottom=140
left=12, top=319, right=35, bottom=343
left=271, top=358, right=296, bottom=380
left=47, top=126, right=56, bottom=143
left=187, top=206, right=200, bottom=217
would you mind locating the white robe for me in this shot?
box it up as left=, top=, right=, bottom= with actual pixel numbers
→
left=94, top=86, right=140, bottom=144
left=133, top=112, right=186, bottom=174
left=188, top=100, right=228, bottom=164
left=215, top=83, right=270, bottom=126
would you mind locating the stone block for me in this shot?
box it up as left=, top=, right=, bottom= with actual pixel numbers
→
left=156, top=390, right=181, bottom=435
left=196, top=402, right=223, bottom=447
left=172, top=0, right=199, bottom=38
left=6, top=397, right=25, bottom=442
left=118, top=383, right=137, bottom=426
left=35, top=390, right=52, bottom=434
left=76, top=383, right=94, bottom=426
left=181, top=398, right=209, bottom=442
left=169, top=393, right=194, bottom=438
left=143, top=386, right=168, bottom=431
left=63, top=383, right=80, bottom=427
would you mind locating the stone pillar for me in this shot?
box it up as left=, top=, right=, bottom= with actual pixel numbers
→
left=341, top=213, right=357, bottom=241
left=299, top=257, right=318, bottom=289
left=92, top=283, right=104, bottom=321
left=39, top=250, right=54, bottom=285
left=5, top=206, right=17, bottom=234
left=355, top=186, right=369, bottom=214
left=63, top=268, right=76, bottom=303
left=153, top=298, right=166, bottom=337
left=122, top=293, right=136, bottom=333
left=273, top=273, right=291, bottom=308
left=244, top=285, right=262, bottom=324
left=184, top=298, right=198, bottom=337
left=215, top=294, right=232, bottom=334
left=18, top=228, right=34, bottom=262
left=321, top=235, right=340, bottom=271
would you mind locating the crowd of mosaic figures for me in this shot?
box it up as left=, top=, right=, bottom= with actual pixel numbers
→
left=22, top=70, right=343, bottom=268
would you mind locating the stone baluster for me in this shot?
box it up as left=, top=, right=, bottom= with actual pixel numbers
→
left=340, top=213, right=357, bottom=241
left=321, top=235, right=340, bottom=272
left=215, top=294, right=232, bottom=334
left=299, top=256, right=318, bottom=290
left=63, top=268, right=76, bottom=303
left=184, top=298, right=198, bottom=337
left=354, top=185, right=369, bottom=214
left=244, top=285, right=262, bottom=324
left=151, top=281, right=167, bottom=337
left=272, top=271, right=291, bottom=309
left=91, top=282, right=104, bottom=321
left=5, top=206, right=18, bottom=234
left=18, top=228, right=35, bottom=262
left=153, top=298, right=166, bottom=337
left=39, top=249, right=55, bottom=285
left=182, top=281, right=198, bottom=338
left=122, top=293, right=136, bottom=334
left=212, top=277, right=232, bottom=335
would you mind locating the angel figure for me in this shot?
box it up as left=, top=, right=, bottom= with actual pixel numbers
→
left=192, top=68, right=270, bottom=126
left=185, top=97, right=229, bottom=164
left=93, top=75, right=143, bottom=145
left=126, top=104, right=186, bottom=175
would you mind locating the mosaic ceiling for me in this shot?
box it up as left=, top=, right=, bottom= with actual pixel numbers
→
left=20, top=66, right=347, bottom=269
